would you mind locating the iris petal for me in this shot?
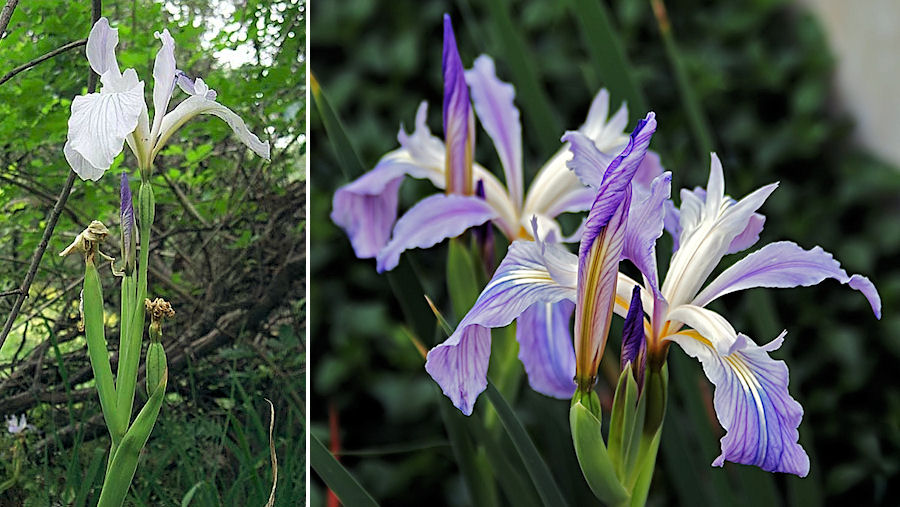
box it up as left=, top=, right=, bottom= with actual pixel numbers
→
left=465, top=55, right=523, bottom=209
left=65, top=78, right=145, bottom=180
left=154, top=95, right=269, bottom=161
left=693, top=240, right=882, bottom=318
left=667, top=327, right=809, bottom=476
left=516, top=301, right=576, bottom=398
left=375, top=194, right=497, bottom=273
left=426, top=239, right=577, bottom=413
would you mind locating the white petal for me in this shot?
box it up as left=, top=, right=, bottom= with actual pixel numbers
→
left=86, top=18, right=120, bottom=78
left=154, top=95, right=270, bottom=161
left=66, top=78, right=145, bottom=179
left=64, top=141, right=106, bottom=181
left=151, top=29, right=177, bottom=137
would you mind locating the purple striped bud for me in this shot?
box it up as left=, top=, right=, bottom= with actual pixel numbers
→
left=442, top=14, right=474, bottom=195
left=120, top=171, right=136, bottom=275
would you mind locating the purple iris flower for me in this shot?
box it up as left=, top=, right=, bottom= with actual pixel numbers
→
left=424, top=114, right=658, bottom=414
left=608, top=153, right=881, bottom=476
left=330, top=14, right=656, bottom=272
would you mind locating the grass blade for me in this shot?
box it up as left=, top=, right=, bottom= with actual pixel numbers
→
left=485, top=380, right=568, bottom=507
left=567, top=0, right=648, bottom=117
left=311, top=433, right=379, bottom=507
left=310, top=72, right=366, bottom=180
left=648, top=0, right=714, bottom=158
left=483, top=0, right=562, bottom=158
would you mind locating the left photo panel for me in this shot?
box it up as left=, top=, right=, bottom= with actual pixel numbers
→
left=0, top=0, right=306, bottom=504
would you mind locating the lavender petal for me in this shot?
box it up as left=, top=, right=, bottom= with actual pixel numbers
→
left=375, top=194, right=497, bottom=273
left=516, top=301, right=577, bottom=398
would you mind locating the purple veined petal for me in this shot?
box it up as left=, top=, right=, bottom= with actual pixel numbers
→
left=426, top=325, right=491, bottom=415
left=426, top=238, right=578, bottom=413
left=574, top=191, right=631, bottom=387
left=396, top=101, right=520, bottom=237
left=623, top=171, right=671, bottom=295
left=575, top=112, right=657, bottom=261
left=151, top=29, right=177, bottom=137
left=517, top=300, right=577, bottom=398
left=620, top=285, right=647, bottom=387
left=86, top=18, right=121, bottom=78
left=466, top=55, right=523, bottom=210
left=667, top=326, right=809, bottom=476
left=376, top=194, right=498, bottom=273
left=558, top=130, right=615, bottom=189
left=727, top=211, right=765, bottom=255
left=693, top=241, right=882, bottom=318
left=442, top=15, right=473, bottom=195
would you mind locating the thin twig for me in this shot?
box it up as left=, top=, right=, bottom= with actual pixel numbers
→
left=0, top=0, right=101, bottom=351
left=0, top=39, right=87, bottom=86
left=0, top=0, right=19, bottom=40
left=0, top=289, right=22, bottom=298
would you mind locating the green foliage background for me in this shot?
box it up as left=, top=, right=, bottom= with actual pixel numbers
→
left=311, top=0, right=898, bottom=505
left=0, top=0, right=306, bottom=504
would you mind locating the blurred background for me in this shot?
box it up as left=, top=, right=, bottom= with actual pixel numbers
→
left=311, top=0, right=899, bottom=505
left=0, top=0, right=305, bottom=504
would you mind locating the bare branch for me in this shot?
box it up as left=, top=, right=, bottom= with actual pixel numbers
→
left=0, top=0, right=101, bottom=350
left=0, top=0, right=19, bottom=41
left=0, top=38, right=87, bottom=86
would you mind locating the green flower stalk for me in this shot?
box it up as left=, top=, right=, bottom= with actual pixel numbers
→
left=57, top=13, right=269, bottom=505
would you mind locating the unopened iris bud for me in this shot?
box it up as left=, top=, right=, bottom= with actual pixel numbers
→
left=620, top=285, right=647, bottom=391
left=442, top=14, right=474, bottom=195
left=120, top=172, right=136, bottom=275
left=144, top=297, right=174, bottom=395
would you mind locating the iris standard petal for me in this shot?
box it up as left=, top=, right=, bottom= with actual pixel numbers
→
left=375, top=194, right=498, bottom=273
left=692, top=241, right=882, bottom=317
left=154, top=94, right=270, bottom=160
left=623, top=171, right=671, bottom=294
left=662, top=157, right=778, bottom=307
left=426, top=239, right=578, bottom=413
left=465, top=55, right=523, bottom=209
left=425, top=324, right=491, bottom=415
left=516, top=301, right=577, bottom=398
left=558, top=130, right=615, bottom=189
left=668, top=186, right=766, bottom=255
left=442, top=14, right=473, bottom=195
left=667, top=329, right=809, bottom=476
left=86, top=18, right=121, bottom=78
left=66, top=79, right=145, bottom=180
left=151, top=29, right=177, bottom=136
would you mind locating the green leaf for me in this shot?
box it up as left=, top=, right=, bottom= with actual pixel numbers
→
left=310, top=72, right=366, bottom=179
left=438, top=393, right=500, bottom=507
left=97, top=369, right=167, bottom=507
left=82, top=257, right=119, bottom=443
left=447, top=239, right=481, bottom=321
left=570, top=390, right=629, bottom=506
left=310, top=432, right=379, bottom=507
left=483, top=0, right=562, bottom=160
left=566, top=0, right=647, bottom=118
left=485, top=380, right=568, bottom=507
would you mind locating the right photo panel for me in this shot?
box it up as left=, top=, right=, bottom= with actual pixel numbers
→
left=310, top=1, right=896, bottom=505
